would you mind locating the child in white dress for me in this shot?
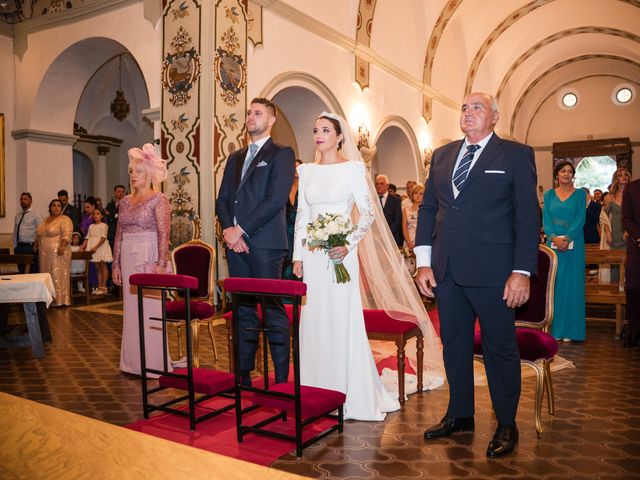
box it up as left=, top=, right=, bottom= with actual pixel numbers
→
left=81, top=209, right=113, bottom=295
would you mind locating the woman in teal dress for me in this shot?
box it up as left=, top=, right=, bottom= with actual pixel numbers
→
left=543, top=161, right=586, bottom=341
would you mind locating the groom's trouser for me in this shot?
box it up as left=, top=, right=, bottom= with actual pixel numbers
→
left=227, top=247, right=290, bottom=383
left=435, top=273, right=521, bottom=426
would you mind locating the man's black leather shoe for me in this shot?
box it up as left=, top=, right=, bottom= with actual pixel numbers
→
left=424, top=416, right=475, bottom=439
left=486, top=424, right=518, bottom=458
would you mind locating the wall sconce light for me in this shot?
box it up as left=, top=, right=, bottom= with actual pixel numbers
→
left=357, top=124, right=370, bottom=150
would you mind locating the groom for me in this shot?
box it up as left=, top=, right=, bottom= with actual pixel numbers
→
left=216, top=97, right=296, bottom=386
left=414, top=92, right=539, bottom=458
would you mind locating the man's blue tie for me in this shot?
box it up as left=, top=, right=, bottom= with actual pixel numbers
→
left=241, top=143, right=259, bottom=179
left=452, top=144, right=480, bottom=190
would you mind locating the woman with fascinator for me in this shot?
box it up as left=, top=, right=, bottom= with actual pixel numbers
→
left=112, top=143, right=171, bottom=376
left=292, top=113, right=444, bottom=420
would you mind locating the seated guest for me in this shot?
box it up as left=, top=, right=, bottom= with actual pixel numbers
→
left=583, top=187, right=601, bottom=245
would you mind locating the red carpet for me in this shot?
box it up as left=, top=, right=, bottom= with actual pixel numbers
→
left=126, top=395, right=336, bottom=465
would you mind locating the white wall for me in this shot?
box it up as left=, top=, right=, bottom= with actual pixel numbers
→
left=0, top=34, right=16, bottom=241
left=528, top=76, right=640, bottom=191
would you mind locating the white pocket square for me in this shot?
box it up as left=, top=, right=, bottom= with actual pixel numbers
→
left=485, top=170, right=505, bottom=174
left=256, top=161, right=268, bottom=167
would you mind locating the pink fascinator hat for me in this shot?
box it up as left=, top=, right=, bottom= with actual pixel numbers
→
left=127, top=143, right=168, bottom=188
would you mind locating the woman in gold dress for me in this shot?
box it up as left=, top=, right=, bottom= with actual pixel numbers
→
left=36, top=199, right=74, bottom=306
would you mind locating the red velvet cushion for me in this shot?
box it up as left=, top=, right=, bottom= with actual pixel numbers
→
left=158, top=368, right=235, bottom=395
left=248, top=383, right=345, bottom=417
left=474, top=328, right=558, bottom=361
left=173, top=245, right=211, bottom=298
left=166, top=300, right=216, bottom=320
left=363, top=309, right=420, bottom=334
left=224, top=277, right=307, bottom=296
left=129, top=273, right=198, bottom=290
left=223, top=304, right=296, bottom=325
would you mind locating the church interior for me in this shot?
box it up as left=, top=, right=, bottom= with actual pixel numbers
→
left=1, top=1, right=639, bottom=478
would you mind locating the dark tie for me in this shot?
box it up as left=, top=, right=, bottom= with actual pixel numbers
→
left=452, top=144, right=480, bottom=190
left=378, top=195, right=384, bottom=207
left=16, top=211, right=25, bottom=243
left=241, top=143, right=259, bottom=179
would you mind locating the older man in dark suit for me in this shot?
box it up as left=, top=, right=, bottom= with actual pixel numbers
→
left=375, top=174, right=403, bottom=246
left=216, top=97, right=296, bottom=386
left=622, top=177, right=640, bottom=347
left=415, top=92, right=539, bottom=458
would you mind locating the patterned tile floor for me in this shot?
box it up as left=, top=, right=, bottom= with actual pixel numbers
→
left=1, top=302, right=639, bottom=479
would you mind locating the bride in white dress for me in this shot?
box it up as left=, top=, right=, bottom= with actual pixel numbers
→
left=292, top=113, right=444, bottom=421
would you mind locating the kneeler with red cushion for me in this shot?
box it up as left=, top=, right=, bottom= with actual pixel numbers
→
left=129, top=273, right=237, bottom=431
left=224, top=277, right=345, bottom=457
left=363, top=309, right=424, bottom=405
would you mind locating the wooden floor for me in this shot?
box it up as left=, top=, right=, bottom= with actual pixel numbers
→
left=1, top=301, right=639, bottom=479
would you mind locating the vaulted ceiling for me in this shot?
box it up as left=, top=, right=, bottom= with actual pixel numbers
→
left=354, top=0, right=639, bottom=139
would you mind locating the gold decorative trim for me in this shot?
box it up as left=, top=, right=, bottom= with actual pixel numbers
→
left=355, top=0, right=377, bottom=89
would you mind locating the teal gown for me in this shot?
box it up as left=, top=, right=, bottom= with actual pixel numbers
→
left=543, top=188, right=586, bottom=341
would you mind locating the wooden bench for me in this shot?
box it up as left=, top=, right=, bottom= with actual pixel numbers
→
left=585, top=246, right=626, bottom=337
left=0, top=253, right=35, bottom=274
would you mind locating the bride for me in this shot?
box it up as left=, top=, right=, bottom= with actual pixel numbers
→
left=292, top=112, right=444, bottom=421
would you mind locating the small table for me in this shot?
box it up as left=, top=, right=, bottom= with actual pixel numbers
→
left=0, top=273, right=56, bottom=357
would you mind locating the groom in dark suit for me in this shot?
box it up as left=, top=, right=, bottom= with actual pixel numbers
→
left=415, top=92, right=539, bottom=458
left=216, top=97, right=296, bottom=386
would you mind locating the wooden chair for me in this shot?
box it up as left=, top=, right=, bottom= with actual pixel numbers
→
left=225, top=277, right=345, bottom=457
left=585, top=246, right=627, bottom=337
left=70, top=251, right=93, bottom=305
left=474, top=244, right=559, bottom=438
left=363, top=310, right=423, bottom=406
left=168, top=240, right=224, bottom=367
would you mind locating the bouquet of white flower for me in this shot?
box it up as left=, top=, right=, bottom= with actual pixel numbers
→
left=304, top=212, right=355, bottom=283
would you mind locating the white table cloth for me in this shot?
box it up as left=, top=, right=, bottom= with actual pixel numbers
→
left=0, top=273, right=56, bottom=307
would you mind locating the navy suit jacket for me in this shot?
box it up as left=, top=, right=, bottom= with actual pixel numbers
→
left=216, top=138, right=295, bottom=250
left=416, top=133, right=540, bottom=287
left=383, top=194, right=403, bottom=246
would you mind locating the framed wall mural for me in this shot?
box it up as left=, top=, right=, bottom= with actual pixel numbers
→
left=0, top=113, right=4, bottom=217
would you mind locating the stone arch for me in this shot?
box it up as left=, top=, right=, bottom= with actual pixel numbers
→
left=261, top=72, right=345, bottom=163
left=29, top=37, right=148, bottom=134
left=372, top=116, right=423, bottom=189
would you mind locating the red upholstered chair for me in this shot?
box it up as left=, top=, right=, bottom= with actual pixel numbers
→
left=473, top=244, right=559, bottom=438
left=363, top=310, right=423, bottom=405
left=224, top=277, right=345, bottom=457
left=129, top=273, right=236, bottom=431
left=168, top=240, right=223, bottom=367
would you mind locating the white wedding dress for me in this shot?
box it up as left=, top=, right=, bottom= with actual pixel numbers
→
left=293, top=161, right=400, bottom=421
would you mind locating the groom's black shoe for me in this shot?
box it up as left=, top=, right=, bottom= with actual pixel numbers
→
left=424, top=416, right=475, bottom=439
left=486, top=424, right=518, bottom=458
